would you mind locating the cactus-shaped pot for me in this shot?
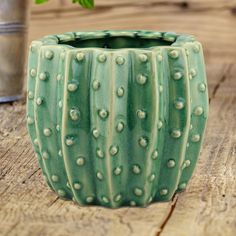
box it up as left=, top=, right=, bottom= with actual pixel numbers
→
left=27, top=30, right=208, bottom=208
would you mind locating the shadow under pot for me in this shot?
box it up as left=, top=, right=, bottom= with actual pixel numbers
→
left=27, top=30, right=209, bottom=208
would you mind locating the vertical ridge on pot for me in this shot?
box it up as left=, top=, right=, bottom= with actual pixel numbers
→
left=149, top=48, right=166, bottom=203
left=103, top=51, right=119, bottom=207
left=177, top=42, right=209, bottom=191
left=90, top=50, right=115, bottom=207
left=107, top=51, right=130, bottom=207
left=141, top=50, right=160, bottom=205
left=155, top=48, right=191, bottom=201
left=128, top=50, right=146, bottom=206
left=127, top=50, right=157, bottom=206
left=33, top=46, right=61, bottom=196
left=26, top=41, right=53, bottom=189
left=61, top=49, right=95, bottom=204
left=34, top=46, right=72, bottom=199
left=90, top=50, right=105, bottom=206
left=89, top=49, right=135, bottom=207
left=56, top=47, right=73, bottom=198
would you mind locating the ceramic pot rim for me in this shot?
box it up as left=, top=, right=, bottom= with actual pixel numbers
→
left=36, top=30, right=197, bottom=50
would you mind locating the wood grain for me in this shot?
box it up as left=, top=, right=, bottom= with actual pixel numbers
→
left=28, top=0, right=236, bottom=64
left=0, top=1, right=235, bottom=235
left=31, top=0, right=236, bottom=11
left=0, top=63, right=235, bottom=236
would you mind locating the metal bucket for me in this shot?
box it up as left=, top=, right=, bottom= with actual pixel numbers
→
left=0, top=0, right=29, bottom=103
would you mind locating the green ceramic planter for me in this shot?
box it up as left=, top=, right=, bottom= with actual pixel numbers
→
left=27, top=30, right=208, bottom=208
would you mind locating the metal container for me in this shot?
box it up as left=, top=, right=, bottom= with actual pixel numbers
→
left=0, top=0, right=29, bottom=103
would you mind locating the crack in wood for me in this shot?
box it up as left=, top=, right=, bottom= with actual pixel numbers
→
left=209, top=64, right=233, bottom=103
left=3, top=220, right=20, bottom=236
left=21, top=167, right=40, bottom=184
left=0, top=139, right=20, bottom=161
left=48, top=197, right=60, bottom=207
left=117, top=211, right=134, bottom=234
left=156, top=194, right=179, bottom=236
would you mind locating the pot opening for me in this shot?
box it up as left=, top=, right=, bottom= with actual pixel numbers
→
left=60, top=36, right=174, bottom=49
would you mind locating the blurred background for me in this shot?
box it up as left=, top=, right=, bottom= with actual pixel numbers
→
left=29, top=0, right=236, bottom=65
left=1, top=0, right=236, bottom=101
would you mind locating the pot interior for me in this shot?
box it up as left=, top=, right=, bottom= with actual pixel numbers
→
left=59, top=36, right=174, bottom=49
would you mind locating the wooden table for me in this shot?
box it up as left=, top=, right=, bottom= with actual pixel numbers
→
left=0, top=1, right=235, bottom=235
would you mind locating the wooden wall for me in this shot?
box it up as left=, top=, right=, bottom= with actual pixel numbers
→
left=29, top=0, right=236, bottom=65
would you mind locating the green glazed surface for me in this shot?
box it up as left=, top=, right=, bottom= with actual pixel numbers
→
left=27, top=30, right=209, bottom=208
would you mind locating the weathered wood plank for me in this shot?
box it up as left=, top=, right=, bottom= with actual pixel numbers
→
left=1, top=63, right=234, bottom=236
left=0, top=1, right=235, bottom=234
left=0, top=103, right=170, bottom=236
